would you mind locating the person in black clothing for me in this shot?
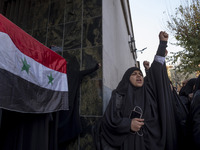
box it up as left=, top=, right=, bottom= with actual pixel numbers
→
left=179, top=79, right=188, bottom=95
left=96, top=31, right=177, bottom=150
left=188, top=75, right=200, bottom=150
left=143, top=57, right=189, bottom=150
left=169, top=80, right=189, bottom=150
left=179, top=78, right=196, bottom=111
left=58, top=61, right=100, bottom=150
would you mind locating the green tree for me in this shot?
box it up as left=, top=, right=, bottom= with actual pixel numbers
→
left=166, top=0, right=200, bottom=76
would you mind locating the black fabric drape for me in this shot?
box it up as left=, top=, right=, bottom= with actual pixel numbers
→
left=188, top=75, right=200, bottom=150
left=0, top=109, right=58, bottom=150
left=171, top=85, right=189, bottom=150
left=58, top=63, right=99, bottom=148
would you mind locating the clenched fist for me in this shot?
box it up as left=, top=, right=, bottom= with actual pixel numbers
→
left=159, top=31, right=168, bottom=41
left=143, top=61, right=150, bottom=70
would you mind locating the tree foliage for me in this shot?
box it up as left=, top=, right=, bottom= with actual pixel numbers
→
left=167, top=0, right=200, bottom=76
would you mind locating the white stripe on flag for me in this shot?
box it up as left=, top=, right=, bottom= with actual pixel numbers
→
left=0, top=32, right=68, bottom=92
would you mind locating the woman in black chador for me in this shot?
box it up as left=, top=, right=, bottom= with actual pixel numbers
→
left=99, top=31, right=177, bottom=150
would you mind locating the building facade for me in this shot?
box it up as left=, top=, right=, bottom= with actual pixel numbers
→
left=0, top=0, right=137, bottom=149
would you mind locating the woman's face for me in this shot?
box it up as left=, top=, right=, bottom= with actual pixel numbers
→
left=129, top=70, right=144, bottom=87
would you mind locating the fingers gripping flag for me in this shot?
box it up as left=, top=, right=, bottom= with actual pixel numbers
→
left=0, top=14, right=68, bottom=113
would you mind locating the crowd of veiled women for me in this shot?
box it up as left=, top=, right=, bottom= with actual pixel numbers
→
left=92, top=31, right=200, bottom=150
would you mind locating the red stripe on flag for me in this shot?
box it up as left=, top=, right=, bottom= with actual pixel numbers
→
left=0, top=14, right=66, bottom=73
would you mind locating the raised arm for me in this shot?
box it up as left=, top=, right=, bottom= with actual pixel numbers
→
left=148, top=31, right=178, bottom=150
left=154, top=31, right=168, bottom=64
left=146, top=31, right=170, bottom=92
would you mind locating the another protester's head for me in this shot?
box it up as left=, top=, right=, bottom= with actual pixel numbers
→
left=182, top=79, right=188, bottom=87
left=179, top=78, right=196, bottom=98
left=116, top=67, right=143, bottom=94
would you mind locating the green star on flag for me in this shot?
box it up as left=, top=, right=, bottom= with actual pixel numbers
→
left=48, top=73, right=54, bottom=85
left=21, top=57, right=31, bottom=73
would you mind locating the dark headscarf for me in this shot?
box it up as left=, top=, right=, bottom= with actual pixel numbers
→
left=179, top=78, right=196, bottom=96
left=116, top=67, right=143, bottom=94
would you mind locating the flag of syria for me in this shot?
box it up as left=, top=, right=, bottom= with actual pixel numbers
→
left=0, top=14, right=68, bottom=113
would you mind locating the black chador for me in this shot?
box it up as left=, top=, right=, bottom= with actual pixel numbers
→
left=99, top=40, right=178, bottom=150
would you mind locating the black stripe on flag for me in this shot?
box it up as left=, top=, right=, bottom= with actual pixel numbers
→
left=0, top=68, right=68, bottom=113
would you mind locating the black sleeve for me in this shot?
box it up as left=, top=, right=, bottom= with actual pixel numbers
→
left=145, top=69, right=149, bottom=76
left=156, top=40, right=167, bottom=57
left=79, top=63, right=99, bottom=77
